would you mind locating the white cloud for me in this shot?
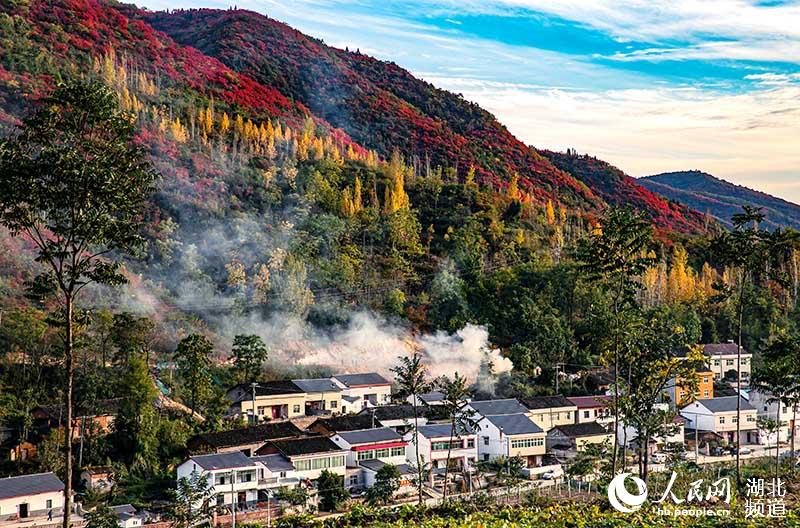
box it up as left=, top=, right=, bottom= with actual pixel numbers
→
left=427, top=76, right=800, bottom=202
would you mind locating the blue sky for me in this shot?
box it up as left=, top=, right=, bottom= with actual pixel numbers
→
left=140, top=0, right=800, bottom=202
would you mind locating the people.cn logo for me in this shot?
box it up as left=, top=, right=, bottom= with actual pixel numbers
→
left=608, top=473, right=649, bottom=513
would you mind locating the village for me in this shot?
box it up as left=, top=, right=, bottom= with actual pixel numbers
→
left=0, top=341, right=792, bottom=527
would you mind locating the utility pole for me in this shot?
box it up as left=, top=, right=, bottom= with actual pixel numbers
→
left=555, top=363, right=561, bottom=393
left=230, top=471, right=236, bottom=528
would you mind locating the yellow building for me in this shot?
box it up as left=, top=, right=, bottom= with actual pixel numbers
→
left=226, top=381, right=307, bottom=421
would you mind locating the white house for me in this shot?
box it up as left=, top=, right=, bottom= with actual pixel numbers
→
left=475, top=414, right=546, bottom=467
left=332, top=373, right=392, bottom=413
left=176, top=452, right=261, bottom=510
left=617, top=403, right=686, bottom=451
left=0, top=472, right=64, bottom=522
left=680, top=396, right=758, bottom=445
left=110, top=505, right=145, bottom=528
left=675, top=343, right=752, bottom=384
left=357, top=459, right=416, bottom=495
left=330, top=427, right=407, bottom=489
left=404, top=423, right=478, bottom=472
left=746, top=389, right=799, bottom=447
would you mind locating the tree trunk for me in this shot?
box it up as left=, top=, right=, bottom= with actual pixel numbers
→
left=776, top=404, right=781, bottom=482
left=612, top=310, right=620, bottom=477
left=643, top=434, right=650, bottom=482
left=62, top=300, right=74, bottom=528
left=792, top=405, right=797, bottom=462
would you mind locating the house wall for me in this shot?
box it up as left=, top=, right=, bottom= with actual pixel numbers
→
left=527, top=407, right=577, bottom=431
left=709, top=353, right=752, bottom=382
left=304, top=392, right=343, bottom=415
left=0, top=491, right=63, bottom=521
left=339, top=385, right=392, bottom=410
left=290, top=453, right=346, bottom=480
left=239, top=394, right=307, bottom=421
left=575, top=407, right=612, bottom=424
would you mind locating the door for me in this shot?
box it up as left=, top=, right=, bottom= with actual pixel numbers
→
left=19, top=503, right=29, bottom=518
left=237, top=491, right=247, bottom=510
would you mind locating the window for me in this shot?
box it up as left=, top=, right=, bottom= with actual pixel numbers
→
left=714, top=359, right=720, bottom=366
left=510, top=437, right=544, bottom=449
left=467, top=438, right=475, bottom=449
left=431, top=440, right=462, bottom=451
left=583, top=410, right=590, bottom=419
left=349, top=474, right=359, bottom=486
left=330, top=401, right=337, bottom=409
left=258, top=407, right=266, bottom=416
left=391, top=447, right=405, bottom=457
left=46, top=500, right=52, bottom=509
left=483, top=454, right=489, bottom=461
left=483, top=436, right=489, bottom=446
left=741, top=358, right=749, bottom=365
left=217, top=495, right=225, bottom=507
left=719, top=417, right=726, bottom=424
left=293, top=405, right=301, bottom=413
left=296, top=455, right=345, bottom=471
left=732, top=417, right=738, bottom=423
left=703, top=390, right=709, bottom=398
left=703, top=377, right=708, bottom=383
left=726, top=359, right=734, bottom=366
left=747, top=415, right=756, bottom=422
left=383, top=394, right=389, bottom=402
left=565, top=412, right=571, bottom=420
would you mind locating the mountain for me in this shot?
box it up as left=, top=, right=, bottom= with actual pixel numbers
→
left=542, top=151, right=709, bottom=234
left=639, top=170, right=800, bottom=230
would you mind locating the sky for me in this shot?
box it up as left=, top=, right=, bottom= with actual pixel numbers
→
left=140, top=0, right=800, bottom=202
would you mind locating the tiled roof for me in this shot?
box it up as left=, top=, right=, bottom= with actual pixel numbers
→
left=263, top=436, right=342, bottom=457
left=363, top=404, right=449, bottom=422
left=693, top=396, right=755, bottom=413
left=252, top=454, right=295, bottom=472
left=551, top=422, right=609, bottom=437
left=292, top=378, right=342, bottom=393
left=188, top=422, right=304, bottom=449
left=190, top=451, right=255, bottom=471
left=333, top=373, right=391, bottom=387
left=0, top=472, right=63, bottom=499
left=483, top=414, right=543, bottom=435
left=566, top=395, right=611, bottom=408
left=469, top=399, right=528, bottom=416
left=359, top=459, right=415, bottom=474
left=311, top=413, right=376, bottom=432
left=337, top=427, right=402, bottom=445
left=416, top=423, right=476, bottom=438
left=520, top=395, right=575, bottom=410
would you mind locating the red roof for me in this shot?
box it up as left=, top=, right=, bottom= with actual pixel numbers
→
left=567, top=395, right=612, bottom=409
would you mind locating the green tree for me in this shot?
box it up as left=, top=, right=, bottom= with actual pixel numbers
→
left=170, top=470, right=216, bottom=528
left=231, top=334, right=269, bottom=384
left=711, top=206, right=797, bottom=483
left=0, top=80, right=156, bottom=526
left=391, top=351, right=432, bottom=504
left=84, top=505, right=119, bottom=528
left=316, top=469, right=348, bottom=511
left=174, top=334, right=214, bottom=417
left=576, top=207, right=654, bottom=476
left=436, top=372, right=478, bottom=501
left=113, top=356, right=159, bottom=468
left=111, top=313, right=155, bottom=366
left=367, top=464, right=401, bottom=505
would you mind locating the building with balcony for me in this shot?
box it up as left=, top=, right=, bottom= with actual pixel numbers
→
left=226, top=381, right=307, bottom=422
left=292, top=378, right=343, bottom=416
left=405, top=423, right=478, bottom=472
left=256, top=437, right=346, bottom=481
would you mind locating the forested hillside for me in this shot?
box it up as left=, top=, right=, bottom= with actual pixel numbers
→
left=640, top=170, right=800, bottom=231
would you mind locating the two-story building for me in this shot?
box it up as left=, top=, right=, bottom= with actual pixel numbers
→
left=226, top=381, right=307, bottom=422
left=0, top=472, right=64, bottom=522
left=680, top=396, right=758, bottom=445
left=332, top=373, right=392, bottom=413
left=521, top=395, right=578, bottom=431
left=176, top=452, right=261, bottom=509
left=476, top=414, right=546, bottom=467
left=256, top=437, right=346, bottom=481
left=675, top=343, right=752, bottom=384
left=567, top=395, right=612, bottom=424
left=330, top=427, right=407, bottom=490
left=292, top=378, right=343, bottom=416
left=405, top=423, right=478, bottom=472
left=665, top=359, right=714, bottom=408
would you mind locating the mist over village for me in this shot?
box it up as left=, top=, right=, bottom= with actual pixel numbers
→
left=1, top=1, right=800, bottom=527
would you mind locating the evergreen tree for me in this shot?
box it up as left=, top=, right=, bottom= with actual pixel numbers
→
left=174, top=334, right=214, bottom=417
